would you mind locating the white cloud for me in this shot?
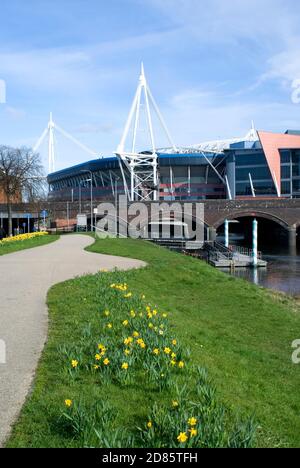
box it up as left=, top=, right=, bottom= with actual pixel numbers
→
left=163, top=89, right=300, bottom=147
left=263, top=48, right=300, bottom=83
left=75, top=123, right=114, bottom=134
left=5, top=106, right=26, bottom=119
left=2, top=0, right=300, bottom=167
left=145, top=0, right=298, bottom=46
left=171, top=89, right=216, bottom=108
left=0, top=28, right=179, bottom=94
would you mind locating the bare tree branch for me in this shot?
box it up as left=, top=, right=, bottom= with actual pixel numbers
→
left=0, top=145, right=45, bottom=235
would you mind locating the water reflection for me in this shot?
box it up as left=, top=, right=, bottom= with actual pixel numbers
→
left=220, top=246, right=300, bottom=296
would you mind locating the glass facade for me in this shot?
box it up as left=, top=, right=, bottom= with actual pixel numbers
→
left=159, top=165, right=225, bottom=200
left=280, top=150, right=300, bottom=197
left=232, top=150, right=277, bottom=197
left=48, top=138, right=300, bottom=201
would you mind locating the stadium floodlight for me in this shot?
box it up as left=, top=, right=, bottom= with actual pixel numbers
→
left=115, top=63, right=178, bottom=202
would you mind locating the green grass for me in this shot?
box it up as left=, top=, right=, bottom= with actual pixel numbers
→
left=7, top=238, right=300, bottom=448
left=0, top=235, right=59, bottom=256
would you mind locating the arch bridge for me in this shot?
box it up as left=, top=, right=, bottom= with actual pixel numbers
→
left=3, top=198, right=300, bottom=248
left=203, top=198, right=300, bottom=249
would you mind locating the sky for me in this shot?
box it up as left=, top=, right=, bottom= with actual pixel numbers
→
left=1, top=0, right=300, bottom=172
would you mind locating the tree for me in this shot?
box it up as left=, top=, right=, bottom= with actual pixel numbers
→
left=0, top=146, right=44, bottom=236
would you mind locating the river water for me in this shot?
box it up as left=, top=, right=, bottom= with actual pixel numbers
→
left=220, top=245, right=300, bottom=297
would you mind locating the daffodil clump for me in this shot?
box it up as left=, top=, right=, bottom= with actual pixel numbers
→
left=66, top=281, right=187, bottom=391
left=138, top=367, right=256, bottom=448
left=0, top=231, right=48, bottom=246
left=60, top=272, right=256, bottom=448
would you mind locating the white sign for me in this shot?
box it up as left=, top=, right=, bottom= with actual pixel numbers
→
left=77, top=214, right=87, bottom=227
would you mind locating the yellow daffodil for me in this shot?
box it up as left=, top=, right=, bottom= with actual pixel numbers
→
left=170, top=360, right=177, bottom=366
left=103, top=358, right=110, bottom=366
left=147, top=421, right=153, bottom=429
left=171, top=352, right=177, bottom=359
left=65, top=399, right=72, bottom=407
left=124, top=337, right=133, bottom=346
left=188, top=417, right=197, bottom=427
left=153, top=348, right=160, bottom=355
left=71, top=360, right=78, bottom=368
left=153, top=309, right=158, bottom=316
left=177, top=432, right=188, bottom=443
left=104, top=310, right=110, bottom=317
left=95, top=354, right=101, bottom=361
left=189, top=428, right=198, bottom=438
left=133, top=331, right=139, bottom=337
left=172, top=339, right=177, bottom=346
left=124, top=349, right=131, bottom=356
left=164, top=347, right=171, bottom=355
left=178, top=361, right=185, bottom=369
left=130, top=310, right=136, bottom=318
left=122, top=320, right=129, bottom=327
left=137, top=339, right=146, bottom=349
left=122, top=362, right=129, bottom=370
left=124, top=293, right=132, bottom=299
left=107, top=323, right=113, bottom=329
left=172, top=400, right=179, bottom=408
left=94, top=365, right=100, bottom=370
left=147, top=312, right=153, bottom=319
left=148, top=323, right=154, bottom=329
left=162, top=313, right=168, bottom=318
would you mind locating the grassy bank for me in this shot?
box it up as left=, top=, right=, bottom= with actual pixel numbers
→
left=0, top=234, right=59, bottom=256
left=7, top=238, right=300, bottom=448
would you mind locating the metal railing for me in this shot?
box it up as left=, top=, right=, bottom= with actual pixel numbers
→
left=229, top=244, right=262, bottom=260
left=204, top=241, right=234, bottom=262
left=204, top=241, right=262, bottom=263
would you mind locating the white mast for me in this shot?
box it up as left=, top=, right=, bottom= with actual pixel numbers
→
left=48, top=112, right=55, bottom=174
left=34, top=113, right=99, bottom=174
left=116, top=63, right=178, bottom=201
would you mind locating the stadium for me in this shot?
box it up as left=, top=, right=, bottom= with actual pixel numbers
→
left=47, top=67, right=300, bottom=205
left=47, top=126, right=300, bottom=203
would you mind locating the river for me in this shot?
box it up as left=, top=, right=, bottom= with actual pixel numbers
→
left=220, top=245, right=300, bottom=297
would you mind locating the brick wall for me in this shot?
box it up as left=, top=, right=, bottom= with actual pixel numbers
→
left=0, top=184, right=22, bottom=203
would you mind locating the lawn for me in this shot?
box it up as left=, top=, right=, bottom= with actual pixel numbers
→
left=0, top=234, right=59, bottom=256
left=7, top=238, right=300, bottom=448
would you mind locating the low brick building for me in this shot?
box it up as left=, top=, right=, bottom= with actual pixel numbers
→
left=0, top=184, right=22, bottom=203
left=0, top=186, right=7, bottom=203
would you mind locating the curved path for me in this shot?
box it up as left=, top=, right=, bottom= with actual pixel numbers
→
left=0, top=235, right=145, bottom=446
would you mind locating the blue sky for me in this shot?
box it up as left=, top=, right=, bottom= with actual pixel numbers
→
left=1, top=0, right=300, bottom=171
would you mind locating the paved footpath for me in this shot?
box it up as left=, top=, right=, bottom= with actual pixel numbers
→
left=0, top=235, right=145, bottom=447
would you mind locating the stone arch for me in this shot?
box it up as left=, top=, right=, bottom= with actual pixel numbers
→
left=213, top=210, right=290, bottom=231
